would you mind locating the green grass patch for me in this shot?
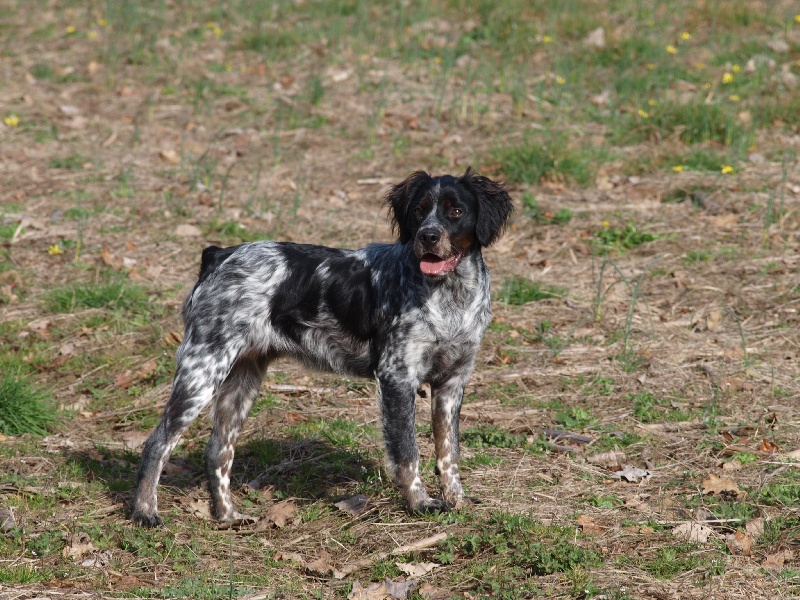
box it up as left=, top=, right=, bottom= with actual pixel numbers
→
left=437, top=512, right=602, bottom=596
left=497, top=276, right=566, bottom=305
left=462, top=424, right=526, bottom=449
left=493, top=137, right=600, bottom=187
left=593, top=222, right=658, bottom=254
left=630, top=392, right=691, bottom=423
left=45, top=281, right=149, bottom=313
left=49, top=154, right=88, bottom=170
left=0, top=372, right=59, bottom=436
left=520, top=193, right=573, bottom=225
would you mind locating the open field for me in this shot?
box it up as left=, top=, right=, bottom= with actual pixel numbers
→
left=1, top=1, right=799, bottom=598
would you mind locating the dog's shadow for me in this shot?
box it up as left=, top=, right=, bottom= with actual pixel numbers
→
left=64, top=437, right=380, bottom=515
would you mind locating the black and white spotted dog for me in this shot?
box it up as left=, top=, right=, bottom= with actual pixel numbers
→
left=130, top=167, right=513, bottom=527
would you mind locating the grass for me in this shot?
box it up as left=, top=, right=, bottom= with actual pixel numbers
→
left=497, top=277, right=566, bottom=305
left=45, top=281, right=149, bottom=313
left=0, top=372, right=59, bottom=436
left=593, top=222, right=658, bottom=254
left=493, top=136, right=600, bottom=187
left=436, top=512, right=603, bottom=597
left=2, top=1, right=799, bottom=598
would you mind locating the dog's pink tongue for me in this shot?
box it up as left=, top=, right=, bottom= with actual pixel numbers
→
left=420, top=254, right=459, bottom=275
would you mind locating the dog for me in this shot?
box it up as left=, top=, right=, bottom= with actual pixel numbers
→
left=130, top=167, right=513, bottom=526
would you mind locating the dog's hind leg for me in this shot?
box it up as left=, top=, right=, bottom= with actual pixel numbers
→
left=131, top=340, right=242, bottom=527
left=205, top=352, right=269, bottom=522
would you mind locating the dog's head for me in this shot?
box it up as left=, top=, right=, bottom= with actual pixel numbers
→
left=386, top=167, right=513, bottom=277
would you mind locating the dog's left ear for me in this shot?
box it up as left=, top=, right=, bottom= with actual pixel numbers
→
left=385, top=171, right=431, bottom=243
left=459, top=167, right=514, bottom=247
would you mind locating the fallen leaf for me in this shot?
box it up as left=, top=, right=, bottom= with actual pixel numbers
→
left=81, top=550, right=112, bottom=568
left=583, top=27, right=605, bottom=49
left=306, top=549, right=334, bottom=575
left=672, top=522, right=714, bottom=543
left=174, top=224, right=202, bottom=237
left=576, top=514, right=605, bottom=535
left=0, top=508, right=16, bottom=533
left=264, top=501, right=297, bottom=528
left=701, top=473, right=742, bottom=499
left=745, top=517, right=764, bottom=542
left=335, top=495, right=370, bottom=516
left=611, top=465, right=651, bottom=483
left=119, top=430, right=149, bottom=451
left=164, top=330, right=183, bottom=346
left=395, top=561, right=437, bottom=577
left=587, top=450, right=626, bottom=469
left=114, top=372, right=133, bottom=389
left=706, top=310, right=723, bottom=331
left=762, top=549, right=793, bottom=570
left=721, top=459, right=742, bottom=471
left=159, top=149, right=181, bottom=164
left=417, top=582, right=452, bottom=600
left=179, top=497, right=213, bottom=520
left=759, top=439, right=780, bottom=453
left=726, top=530, right=753, bottom=556
left=135, top=359, right=158, bottom=380
left=349, top=578, right=415, bottom=600
left=63, top=532, right=95, bottom=559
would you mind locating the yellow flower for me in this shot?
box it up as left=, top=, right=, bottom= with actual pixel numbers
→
left=666, top=44, right=678, bottom=54
left=729, top=94, right=740, bottom=102
left=434, top=56, right=442, bottom=64
left=555, top=75, right=566, bottom=85
left=97, top=18, right=108, bottom=27
left=722, top=72, right=734, bottom=84
left=88, top=31, right=98, bottom=40
left=637, top=109, right=649, bottom=118
left=704, top=82, right=712, bottom=89
left=66, top=25, right=76, bottom=34
left=225, top=64, right=232, bottom=71
left=602, top=220, right=610, bottom=228
left=542, top=35, right=553, bottom=44
left=732, top=64, right=741, bottom=73
left=213, top=26, right=222, bottom=36
left=721, top=165, right=734, bottom=175
left=48, top=244, right=64, bottom=256
left=646, top=63, right=655, bottom=70
left=680, top=32, right=691, bottom=40
left=648, top=99, right=657, bottom=106
left=795, top=14, right=800, bottom=23
left=673, top=165, right=684, bottom=173
left=4, top=115, right=19, bottom=127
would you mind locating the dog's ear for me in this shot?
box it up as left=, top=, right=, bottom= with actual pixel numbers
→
left=459, top=166, right=514, bottom=247
left=385, top=171, right=431, bottom=243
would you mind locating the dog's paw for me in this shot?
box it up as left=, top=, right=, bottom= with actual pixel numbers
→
left=408, top=495, right=447, bottom=514
left=130, top=510, right=164, bottom=528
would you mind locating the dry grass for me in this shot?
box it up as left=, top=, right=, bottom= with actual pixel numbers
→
left=1, top=1, right=799, bottom=599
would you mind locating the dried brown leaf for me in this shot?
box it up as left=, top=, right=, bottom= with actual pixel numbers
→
left=726, top=530, right=753, bottom=556
left=701, top=473, right=742, bottom=498
left=672, top=522, right=713, bottom=543
left=334, top=494, right=369, bottom=516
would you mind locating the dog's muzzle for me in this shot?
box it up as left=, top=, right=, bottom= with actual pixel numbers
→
left=415, top=227, right=461, bottom=276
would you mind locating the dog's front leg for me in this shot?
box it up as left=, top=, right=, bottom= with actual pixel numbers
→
left=377, top=375, right=445, bottom=512
left=431, top=372, right=470, bottom=509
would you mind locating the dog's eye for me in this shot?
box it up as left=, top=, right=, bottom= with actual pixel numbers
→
left=449, top=208, right=463, bottom=218
left=413, top=206, right=424, bottom=218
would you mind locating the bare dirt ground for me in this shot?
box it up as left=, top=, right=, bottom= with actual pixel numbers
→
left=1, top=2, right=799, bottom=599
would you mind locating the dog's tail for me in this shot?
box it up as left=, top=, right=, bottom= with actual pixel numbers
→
left=181, top=245, right=238, bottom=320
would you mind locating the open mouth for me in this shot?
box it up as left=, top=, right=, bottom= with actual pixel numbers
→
left=419, top=252, right=462, bottom=276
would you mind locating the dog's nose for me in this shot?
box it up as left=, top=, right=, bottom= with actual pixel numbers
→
left=418, top=228, right=441, bottom=246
